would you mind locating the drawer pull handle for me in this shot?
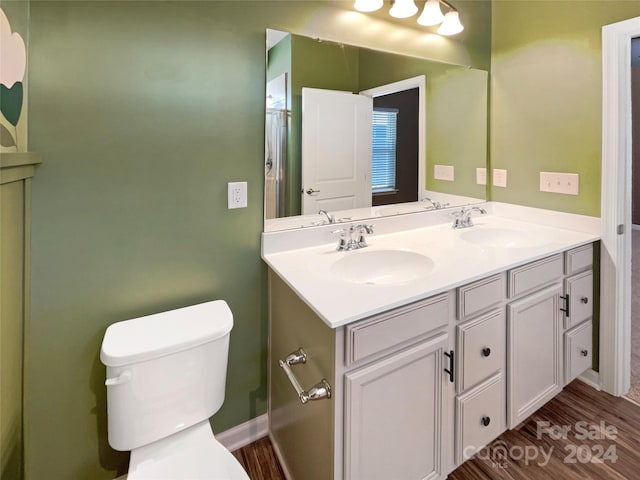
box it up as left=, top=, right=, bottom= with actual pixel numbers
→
left=481, top=347, right=491, bottom=357
left=278, top=348, right=332, bottom=404
left=481, top=416, right=491, bottom=427
left=444, top=350, right=455, bottom=383
left=581, top=349, right=589, bottom=357
left=581, top=296, right=589, bottom=304
left=560, top=294, right=570, bottom=316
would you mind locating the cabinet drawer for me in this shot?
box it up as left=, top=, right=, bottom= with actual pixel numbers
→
left=508, top=254, right=563, bottom=298
left=456, top=309, right=505, bottom=394
left=564, top=271, right=593, bottom=330
left=565, top=244, right=593, bottom=275
left=457, top=274, right=504, bottom=321
left=345, top=293, right=449, bottom=365
left=564, top=319, right=593, bottom=385
left=455, top=373, right=505, bottom=464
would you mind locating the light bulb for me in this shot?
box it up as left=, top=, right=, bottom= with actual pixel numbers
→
left=354, top=0, right=384, bottom=12
left=437, top=10, right=464, bottom=35
left=417, top=0, right=444, bottom=26
left=389, top=0, right=418, bottom=18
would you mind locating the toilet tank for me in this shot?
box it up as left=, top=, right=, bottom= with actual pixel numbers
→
left=100, top=300, right=233, bottom=451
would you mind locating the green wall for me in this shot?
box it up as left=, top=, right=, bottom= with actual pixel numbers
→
left=24, top=1, right=491, bottom=479
left=490, top=0, right=640, bottom=216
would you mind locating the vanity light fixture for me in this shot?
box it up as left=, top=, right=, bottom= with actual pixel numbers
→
left=437, top=9, right=464, bottom=35
left=389, top=0, right=418, bottom=18
left=417, top=0, right=444, bottom=26
left=354, top=0, right=464, bottom=36
left=354, top=0, right=384, bottom=12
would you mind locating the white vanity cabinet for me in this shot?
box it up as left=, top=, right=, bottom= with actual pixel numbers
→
left=453, top=276, right=507, bottom=464
left=268, top=271, right=451, bottom=480
left=563, top=244, right=594, bottom=385
left=506, top=284, right=563, bottom=428
left=267, top=240, right=597, bottom=480
left=505, top=245, right=594, bottom=428
left=344, top=333, right=448, bottom=480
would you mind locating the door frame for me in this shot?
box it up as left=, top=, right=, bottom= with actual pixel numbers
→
left=360, top=75, right=426, bottom=201
left=600, top=16, right=640, bottom=396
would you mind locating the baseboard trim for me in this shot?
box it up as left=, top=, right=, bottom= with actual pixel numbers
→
left=578, top=369, right=602, bottom=391
left=269, top=432, right=293, bottom=480
left=216, top=413, right=269, bottom=452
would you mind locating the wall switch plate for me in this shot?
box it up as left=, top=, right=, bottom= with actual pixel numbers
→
left=539, top=172, right=579, bottom=195
left=434, top=164, right=454, bottom=182
left=228, top=181, right=248, bottom=208
left=492, top=169, right=508, bottom=187
left=476, top=168, right=487, bottom=185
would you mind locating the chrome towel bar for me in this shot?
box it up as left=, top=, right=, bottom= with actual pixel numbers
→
left=278, top=348, right=332, bottom=404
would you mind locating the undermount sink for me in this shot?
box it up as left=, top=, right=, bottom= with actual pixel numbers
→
left=459, top=227, right=545, bottom=248
left=330, top=250, right=435, bottom=285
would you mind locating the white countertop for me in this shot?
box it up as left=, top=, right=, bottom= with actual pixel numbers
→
left=262, top=202, right=600, bottom=329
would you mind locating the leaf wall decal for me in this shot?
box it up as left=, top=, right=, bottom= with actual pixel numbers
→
left=0, top=81, right=23, bottom=126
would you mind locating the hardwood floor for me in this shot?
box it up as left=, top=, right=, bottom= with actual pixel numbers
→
left=232, top=436, right=286, bottom=480
left=232, top=380, right=640, bottom=480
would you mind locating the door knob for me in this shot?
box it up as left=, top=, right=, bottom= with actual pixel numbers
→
left=481, top=416, right=491, bottom=427
left=581, top=296, right=589, bottom=304
left=305, top=188, right=321, bottom=195
left=581, top=349, right=589, bottom=357
left=481, top=347, right=491, bottom=357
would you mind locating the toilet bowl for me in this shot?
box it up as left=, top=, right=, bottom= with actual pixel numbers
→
left=100, top=300, right=249, bottom=480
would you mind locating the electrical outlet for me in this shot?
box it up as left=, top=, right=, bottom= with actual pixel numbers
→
left=539, top=172, right=579, bottom=195
left=434, top=164, right=454, bottom=181
left=228, top=181, right=248, bottom=209
left=493, top=169, right=508, bottom=188
left=476, top=168, right=487, bottom=185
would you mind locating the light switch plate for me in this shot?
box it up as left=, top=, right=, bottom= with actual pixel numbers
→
left=476, top=168, right=487, bottom=185
left=539, top=172, right=579, bottom=195
left=493, top=169, right=508, bottom=188
left=434, top=165, right=454, bottom=182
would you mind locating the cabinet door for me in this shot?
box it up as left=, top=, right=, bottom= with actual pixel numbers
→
left=344, top=333, right=448, bottom=480
left=507, top=285, right=563, bottom=429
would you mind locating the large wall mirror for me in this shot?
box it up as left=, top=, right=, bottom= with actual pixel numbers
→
left=264, top=29, right=489, bottom=232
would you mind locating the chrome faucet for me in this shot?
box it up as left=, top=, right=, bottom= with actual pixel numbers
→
left=452, top=206, right=487, bottom=229
left=331, top=224, right=374, bottom=251
left=318, top=209, right=336, bottom=224
left=421, top=197, right=449, bottom=210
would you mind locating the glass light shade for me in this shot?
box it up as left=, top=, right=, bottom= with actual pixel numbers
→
left=389, top=0, right=418, bottom=18
left=417, top=0, right=444, bottom=26
left=437, top=10, right=464, bottom=35
left=354, top=0, right=384, bottom=12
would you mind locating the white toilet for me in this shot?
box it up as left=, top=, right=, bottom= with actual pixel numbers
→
left=100, top=300, right=250, bottom=480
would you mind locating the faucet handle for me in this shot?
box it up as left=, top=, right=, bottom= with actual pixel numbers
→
left=450, top=207, right=467, bottom=217
left=353, top=224, right=374, bottom=248
left=331, top=228, right=348, bottom=251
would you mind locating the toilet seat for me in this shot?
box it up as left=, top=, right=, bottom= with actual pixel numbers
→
left=127, top=421, right=249, bottom=480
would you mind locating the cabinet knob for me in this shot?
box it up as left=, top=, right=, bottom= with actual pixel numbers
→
left=481, top=347, right=491, bottom=357
left=581, top=349, right=589, bottom=357
left=581, top=296, right=589, bottom=304
left=481, top=416, right=491, bottom=427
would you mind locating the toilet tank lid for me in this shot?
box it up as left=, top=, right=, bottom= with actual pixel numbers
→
left=100, top=300, right=233, bottom=367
